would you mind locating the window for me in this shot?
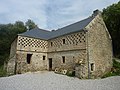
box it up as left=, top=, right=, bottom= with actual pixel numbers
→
left=63, top=39, right=65, bottom=44
left=62, top=56, right=65, bottom=63
left=27, top=54, right=32, bottom=64
left=91, top=63, right=94, bottom=71
left=51, top=42, right=53, bottom=46
left=43, top=56, right=46, bottom=60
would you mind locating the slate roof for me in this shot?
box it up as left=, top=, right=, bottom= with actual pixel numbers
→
left=19, top=15, right=95, bottom=40
left=19, top=28, right=51, bottom=40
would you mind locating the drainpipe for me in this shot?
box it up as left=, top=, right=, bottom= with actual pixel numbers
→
left=84, top=29, right=90, bottom=79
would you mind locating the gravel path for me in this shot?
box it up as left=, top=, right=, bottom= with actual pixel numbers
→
left=0, top=71, right=120, bottom=90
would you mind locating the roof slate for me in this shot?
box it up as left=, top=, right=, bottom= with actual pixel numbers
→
left=19, top=16, right=94, bottom=40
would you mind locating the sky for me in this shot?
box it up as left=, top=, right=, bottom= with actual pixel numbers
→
left=0, top=0, right=119, bottom=30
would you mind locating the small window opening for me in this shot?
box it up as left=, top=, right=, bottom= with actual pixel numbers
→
left=62, top=56, right=65, bottom=63
left=43, top=56, right=46, bottom=60
left=27, top=54, right=32, bottom=64
left=51, top=42, right=53, bottom=46
left=63, top=39, right=65, bottom=44
left=91, top=63, right=94, bottom=71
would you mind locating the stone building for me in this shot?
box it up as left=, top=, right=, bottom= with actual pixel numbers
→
left=7, top=10, right=113, bottom=79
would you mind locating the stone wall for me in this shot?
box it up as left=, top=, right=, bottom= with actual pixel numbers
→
left=48, top=31, right=86, bottom=52
left=7, top=38, right=17, bottom=75
left=85, top=14, right=113, bottom=78
left=15, top=36, right=48, bottom=74
left=10, top=38, right=17, bottom=58
left=16, top=51, right=48, bottom=74
left=7, top=36, right=49, bottom=74
left=47, top=31, right=88, bottom=78
left=48, top=50, right=86, bottom=69
left=48, top=50, right=88, bottom=78
left=7, top=30, right=88, bottom=77
left=17, top=36, right=48, bottom=52
left=14, top=31, right=87, bottom=75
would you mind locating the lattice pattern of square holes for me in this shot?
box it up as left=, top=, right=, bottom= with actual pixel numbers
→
left=70, top=32, right=86, bottom=45
left=49, top=32, right=86, bottom=47
left=18, top=37, right=48, bottom=48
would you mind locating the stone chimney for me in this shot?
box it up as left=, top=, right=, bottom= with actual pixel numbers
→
left=92, top=9, right=101, bottom=16
left=51, top=30, right=55, bottom=32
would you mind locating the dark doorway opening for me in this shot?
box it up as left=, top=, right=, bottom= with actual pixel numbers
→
left=62, top=56, right=65, bottom=63
left=49, top=58, right=52, bottom=71
left=27, top=54, right=32, bottom=64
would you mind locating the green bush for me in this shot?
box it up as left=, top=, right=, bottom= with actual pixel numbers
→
left=102, top=59, right=120, bottom=78
left=66, top=70, right=75, bottom=77
left=113, top=59, right=120, bottom=68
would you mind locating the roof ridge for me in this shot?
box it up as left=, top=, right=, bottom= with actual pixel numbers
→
left=35, top=27, right=50, bottom=32
left=55, top=16, right=92, bottom=31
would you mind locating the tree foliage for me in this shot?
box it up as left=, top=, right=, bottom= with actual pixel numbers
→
left=0, top=20, right=37, bottom=66
left=25, top=19, right=37, bottom=30
left=102, top=1, right=120, bottom=58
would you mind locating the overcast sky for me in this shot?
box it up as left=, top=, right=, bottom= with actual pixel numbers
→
left=0, top=0, right=119, bottom=30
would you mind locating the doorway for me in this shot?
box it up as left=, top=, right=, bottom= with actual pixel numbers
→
left=27, top=54, right=32, bottom=64
left=49, top=58, right=52, bottom=71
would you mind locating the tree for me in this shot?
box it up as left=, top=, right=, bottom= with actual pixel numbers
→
left=0, top=21, right=27, bottom=66
left=0, top=19, right=37, bottom=66
left=102, top=1, right=120, bottom=58
left=25, top=19, right=37, bottom=30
